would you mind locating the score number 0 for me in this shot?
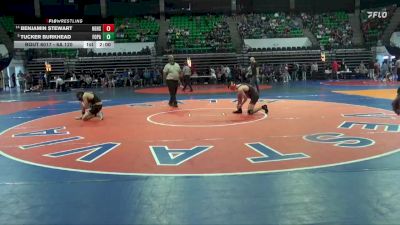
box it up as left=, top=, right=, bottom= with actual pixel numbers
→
left=102, top=24, right=115, bottom=32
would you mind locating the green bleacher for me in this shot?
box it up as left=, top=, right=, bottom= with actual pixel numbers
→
left=360, top=5, right=396, bottom=46
left=308, top=12, right=350, bottom=47
left=240, top=13, right=304, bottom=39
left=0, top=17, right=14, bottom=36
left=363, top=29, right=381, bottom=46
left=168, top=15, right=234, bottom=53
left=114, top=17, right=159, bottom=43
left=48, top=49, right=77, bottom=58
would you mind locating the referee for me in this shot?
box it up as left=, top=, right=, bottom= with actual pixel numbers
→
left=163, top=55, right=181, bottom=107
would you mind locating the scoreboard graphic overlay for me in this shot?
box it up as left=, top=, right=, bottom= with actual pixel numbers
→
left=14, top=18, right=115, bottom=49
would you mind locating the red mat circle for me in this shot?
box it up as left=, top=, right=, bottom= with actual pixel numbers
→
left=0, top=99, right=398, bottom=175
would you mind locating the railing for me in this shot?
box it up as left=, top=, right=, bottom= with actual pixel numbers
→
left=26, top=48, right=373, bottom=77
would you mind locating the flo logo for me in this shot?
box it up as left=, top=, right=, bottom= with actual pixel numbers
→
left=367, top=11, right=388, bottom=19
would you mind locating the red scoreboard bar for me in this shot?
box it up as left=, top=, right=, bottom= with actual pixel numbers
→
left=102, top=24, right=115, bottom=32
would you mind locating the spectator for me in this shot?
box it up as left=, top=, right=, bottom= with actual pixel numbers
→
left=340, top=60, right=348, bottom=72
left=332, top=60, right=339, bottom=80
left=55, top=75, right=66, bottom=92
left=283, top=64, right=290, bottom=83
left=167, top=15, right=232, bottom=53
left=4, top=73, right=9, bottom=90
left=10, top=73, right=16, bottom=88
left=305, top=12, right=353, bottom=48
left=153, top=67, right=161, bottom=85
left=182, top=62, right=193, bottom=92
left=374, top=60, right=380, bottom=81
left=132, top=71, right=143, bottom=87
left=210, top=67, right=217, bottom=84
left=224, top=65, right=232, bottom=83
left=368, top=60, right=375, bottom=79
left=311, top=62, right=318, bottom=80
left=359, top=61, right=367, bottom=75
left=395, top=56, right=400, bottom=81
left=292, top=62, right=299, bottom=81
left=237, top=12, right=303, bottom=39
left=0, top=72, right=3, bottom=91
left=44, top=72, right=49, bottom=89
left=100, top=69, right=106, bottom=87
left=25, top=73, right=33, bottom=90
left=122, top=69, right=129, bottom=87
left=39, top=72, right=45, bottom=90
left=301, top=63, right=308, bottom=81
left=17, top=71, right=25, bottom=90
left=84, top=74, right=92, bottom=88
left=381, top=60, right=389, bottom=80
left=143, top=68, right=151, bottom=86
left=361, top=5, right=397, bottom=45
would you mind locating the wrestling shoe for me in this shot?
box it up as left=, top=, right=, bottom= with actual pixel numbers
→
left=233, top=108, right=242, bottom=114
left=98, top=112, right=104, bottom=120
left=262, top=105, right=269, bottom=114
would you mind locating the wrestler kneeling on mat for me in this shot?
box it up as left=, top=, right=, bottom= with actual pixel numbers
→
left=392, top=87, right=400, bottom=116
left=75, top=91, right=104, bottom=121
left=229, top=82, right=268, bottom=115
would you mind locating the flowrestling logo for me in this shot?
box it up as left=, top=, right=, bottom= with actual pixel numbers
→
left=367, top=11, right=388, bottom=19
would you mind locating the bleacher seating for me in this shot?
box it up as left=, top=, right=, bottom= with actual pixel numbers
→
left=304, top=11, right=353, bottom=49
left=167, top=15, right=234, bottom=53
left=114, top=17, right=159, bottom=43
left=0, top=17, right=14, bottom=37
left=248, top=46, right=315, bottom=52
left=162, top=53, right=237, bottom=74
left=26, top=59, right=65, bottom=77
left=26, top=55, right=154, bottom=78
left=247, top=50, right=321, bottom=65
left=361, top=4, right=397, bottom=46
left=85, top=47, right=152, bottom=57
left=237, top=13, right=304, bottom=39
left=48, top=49, right=77, bottom=58
left=333, top=48, right=373, bottom=70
